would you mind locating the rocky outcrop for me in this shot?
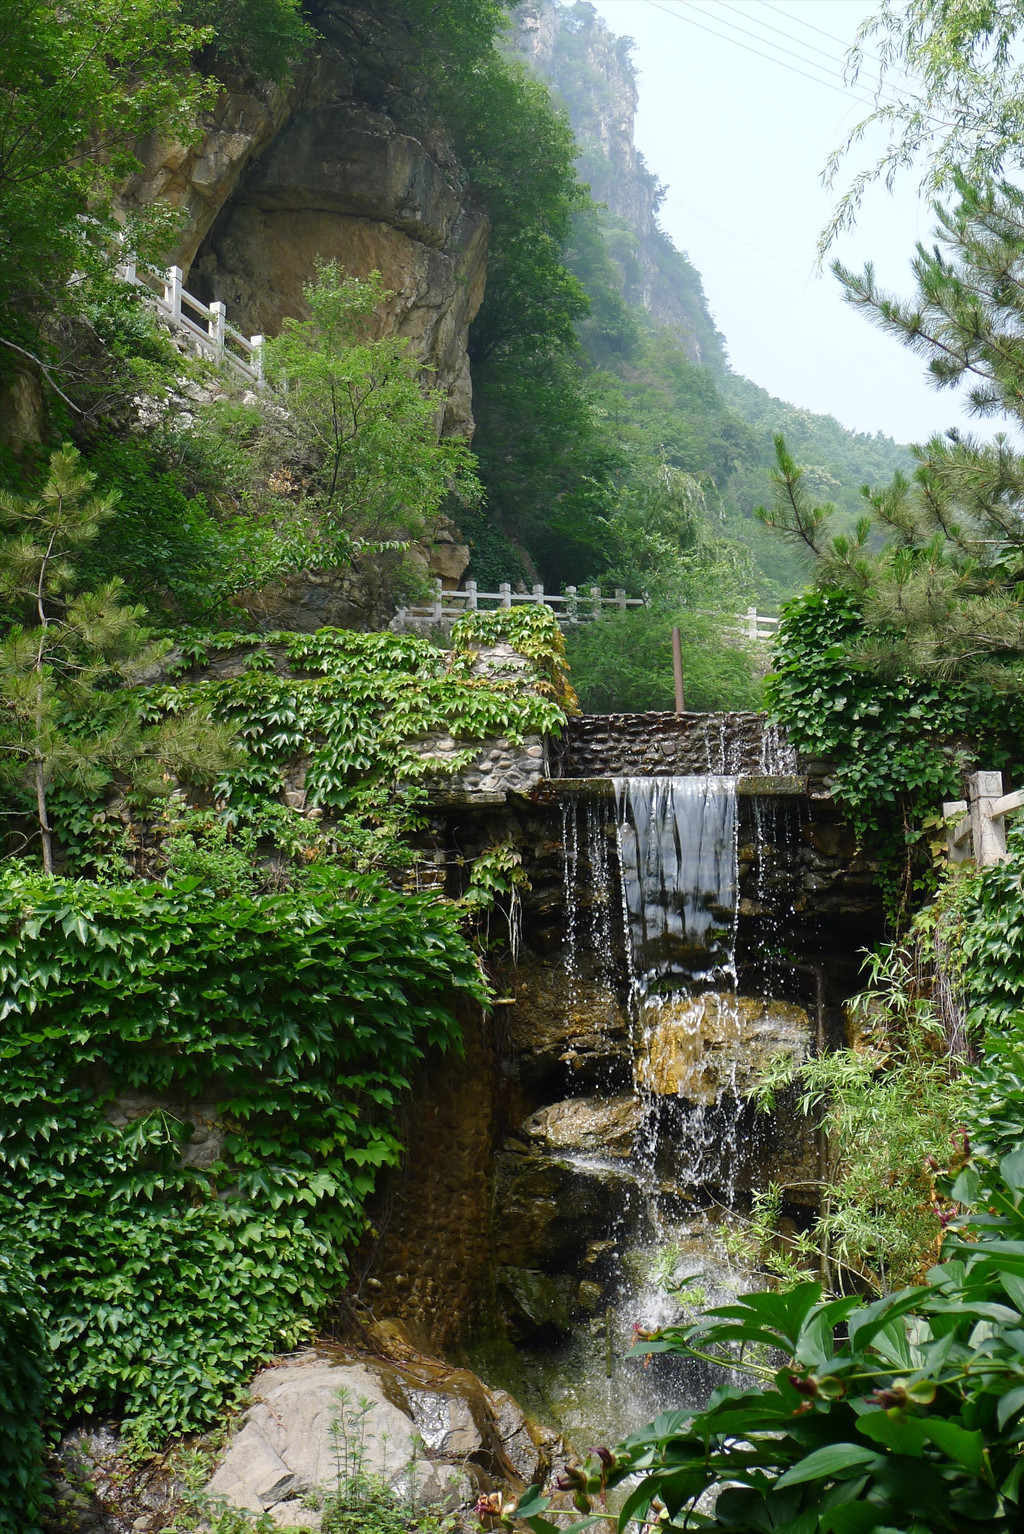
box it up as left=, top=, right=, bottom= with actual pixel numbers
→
left=203, top=1350, right=559, bottom=1523
left=638, top=994, right=812, bottom=1103
left=521, top=1095, right=640, bottom=1157
left=120, top=13, right=488, bottom=437
left=512, top=0, right=723, bottom=362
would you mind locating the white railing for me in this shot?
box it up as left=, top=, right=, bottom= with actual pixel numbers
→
left=394, top=580, right=780, bottom=639
left=115, top=258, right=264, bottom=386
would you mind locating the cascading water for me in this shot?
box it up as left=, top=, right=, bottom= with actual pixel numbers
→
left=486, top=778, right=757, bottom=1449
left=614, top=775, right=739, bottom=995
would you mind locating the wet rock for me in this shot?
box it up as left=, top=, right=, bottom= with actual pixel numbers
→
left=497, top=1267, right=575, bottom=1340
left=505, top=968, right=631, bottom=1088
left=494, top=1152, right=645, bottom=1270
left=638, top=994, right=811, bottom=1103
left=486, top=1388, right=546, bottom=1483
left=520, top=1096, right=640, bottom=1158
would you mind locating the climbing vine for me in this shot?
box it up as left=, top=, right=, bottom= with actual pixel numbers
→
left=766, top=589, right=1024, bottom=912
left=0, top=866, right=486, bottom=1446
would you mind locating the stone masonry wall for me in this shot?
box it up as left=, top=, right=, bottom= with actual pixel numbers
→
left=559, top=711, right=795, bottom=778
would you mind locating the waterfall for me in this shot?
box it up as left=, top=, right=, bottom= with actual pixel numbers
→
left=614, top=776, right=738, bottom=996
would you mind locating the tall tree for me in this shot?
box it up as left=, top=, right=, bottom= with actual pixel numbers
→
left=760, top=178, right=1024, bottom=689
left=0, top=447, right=229, bottom=872
left=826, top=0, right=1024, bottom=250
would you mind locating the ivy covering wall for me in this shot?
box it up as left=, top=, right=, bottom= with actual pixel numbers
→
left=0, top=867, right=486, bottom=1449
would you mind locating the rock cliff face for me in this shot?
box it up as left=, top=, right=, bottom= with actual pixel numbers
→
left=512, top=0, right=723, bottom=363
left=121, top=8, right=488, bottom=436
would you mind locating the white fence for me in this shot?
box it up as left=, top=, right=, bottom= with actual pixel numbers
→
left=115, top=258, right=264, bottom=385
left=394, top=579, right=780, bottom=640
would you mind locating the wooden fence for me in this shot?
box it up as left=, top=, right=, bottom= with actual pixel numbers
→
left=115, top=258, right=264, bottom=385
left=394, top=579, right=780, bottom=640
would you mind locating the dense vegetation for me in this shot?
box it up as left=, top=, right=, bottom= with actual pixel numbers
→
left=7, top=0, right=1024, bottom=1528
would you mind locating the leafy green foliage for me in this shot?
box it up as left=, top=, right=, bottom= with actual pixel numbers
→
left=0, top=865, right=485, bottom=1444
left=566, top=608, right=761, bottom=715
left=751, top=935, right=970, bottom=1294
left=0, top=1248, right=51, bottom=1534
left=0, top=446, right=233, bottom=871
left=500, top=1152, right=1024, bottom=1532
left=765, top=585, right=1024, bottom=905
left=0, top=0, right=208, bottom=339
left=182, top=0, right=310, bottom=79
left=265, top=265, right=480, bottom=544
left=824, top=0, right=1024, bottom=251
left=943, top=826, right=1024, bottom=1163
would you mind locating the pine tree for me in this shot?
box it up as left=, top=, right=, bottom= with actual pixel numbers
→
left=0, top=447, right=231, bottom=872
left=758, top=177, right=1024, bottom=688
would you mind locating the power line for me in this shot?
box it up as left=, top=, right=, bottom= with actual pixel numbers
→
left=642, top=1, right=940, bottom=128
left=717, top=0, right=894, bottom=96
left=640, top=0, right=887, bottom=108
left=755, top=0, right=921, bottom=101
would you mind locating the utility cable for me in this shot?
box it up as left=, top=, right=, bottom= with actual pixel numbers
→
left=642, top=0, right=947, bottom=129
left=660, top=192, right=814, bottom=281
left=752, top=0, right=926, bottom=108
left=640, top=0, right=891, bottom=108
left=716, top=0, right=898, bottom=101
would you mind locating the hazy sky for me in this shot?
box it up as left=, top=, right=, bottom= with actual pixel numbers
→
left=587, top=0, right=982, bottom=446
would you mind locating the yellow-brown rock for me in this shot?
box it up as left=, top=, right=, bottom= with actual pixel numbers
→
left=638, top=993, right=811, bottom=1103
left=119, top=36, right=489, bottom=438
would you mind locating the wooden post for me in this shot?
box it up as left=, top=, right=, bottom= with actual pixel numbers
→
left=969, top=771, right=1008, bottom=864
left=465, top=579, right=478, bottom=611
left=209, top=300, right=226, bottom=357
left=250, top=334, right=264, bottom=384
left=164, top=265, right=182, bottom=323
left=499, top=582, right=512, bottom=609
left=672, top=625, right=685, bottom=714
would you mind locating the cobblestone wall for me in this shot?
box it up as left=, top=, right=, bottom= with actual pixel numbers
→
left=415, top=731, right=547, bottom=796
left=558, top=711, right=796, bottom=778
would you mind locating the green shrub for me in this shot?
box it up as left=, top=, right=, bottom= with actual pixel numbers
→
left=564, top=607, right=762, bottom=714
left=0, top=866, right=486, bottom=1445
left=0, top=1249, right=51, bottom=1534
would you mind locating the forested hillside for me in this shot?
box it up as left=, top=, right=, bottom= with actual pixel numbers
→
left=507, top=0, right=912, bottom=597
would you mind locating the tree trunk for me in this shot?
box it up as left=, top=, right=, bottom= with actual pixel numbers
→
left=33, top=754, right=53, bottom=875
